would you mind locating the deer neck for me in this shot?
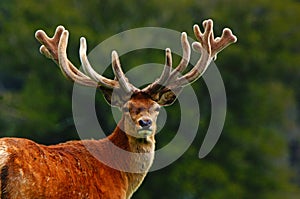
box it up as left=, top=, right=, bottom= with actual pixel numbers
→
left=105, top=118, right=156, bottom=174
left=106, top=119, right=156, bottom=198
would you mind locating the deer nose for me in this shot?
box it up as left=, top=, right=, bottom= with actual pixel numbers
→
left=138, top=119, right=152, bottom=128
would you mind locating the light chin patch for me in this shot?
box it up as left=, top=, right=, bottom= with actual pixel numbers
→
left=138, top=130, right=152, bottom=138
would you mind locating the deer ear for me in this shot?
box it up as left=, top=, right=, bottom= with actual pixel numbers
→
left=151, top=87, right=183, bottom=106
left=99, top=86, right=131, bottom=108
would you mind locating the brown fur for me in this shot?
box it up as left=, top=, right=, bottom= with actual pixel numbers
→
left=0, top=94, right=158, bottom=199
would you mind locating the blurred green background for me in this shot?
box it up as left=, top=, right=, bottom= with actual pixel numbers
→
left=0, top=0, right=300, bottom=198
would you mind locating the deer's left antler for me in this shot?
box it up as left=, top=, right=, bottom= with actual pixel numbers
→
left=143, top=19, right=237, bottom=105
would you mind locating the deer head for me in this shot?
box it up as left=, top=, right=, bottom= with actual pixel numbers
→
left=35, top=19, right=237, bottom=145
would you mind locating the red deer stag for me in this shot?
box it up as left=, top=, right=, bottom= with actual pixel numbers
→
left=0, top=19, right=236, bottom=198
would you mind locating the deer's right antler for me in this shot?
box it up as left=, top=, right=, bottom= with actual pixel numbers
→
left=35, top=26, right=137, bottom=94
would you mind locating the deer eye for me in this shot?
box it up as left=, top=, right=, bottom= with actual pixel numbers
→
left=154, top=106, right=160, bottom=112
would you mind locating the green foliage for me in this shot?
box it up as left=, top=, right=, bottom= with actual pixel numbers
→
left=0, top=0, right=300, bottom=198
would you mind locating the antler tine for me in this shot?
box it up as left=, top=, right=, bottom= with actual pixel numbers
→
left=111, top=51, right=136, bottom=93
left=194, top=19, right=214, bottom=55
left=211, top=28, right=237, bottom=57
left=58, top=30, right=98, bottom=87
left=169, top=32, right=191, bottom=79
left=79, top=37, right=119, bottom=89
left=141, top=48, right=172, bottom=94
left=157, top=48, right=172, bottom=85
left=35, top=26, right=65, bottom=62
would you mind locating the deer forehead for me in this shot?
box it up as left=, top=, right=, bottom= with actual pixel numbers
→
left=124, top=93, right=160, bottom=112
